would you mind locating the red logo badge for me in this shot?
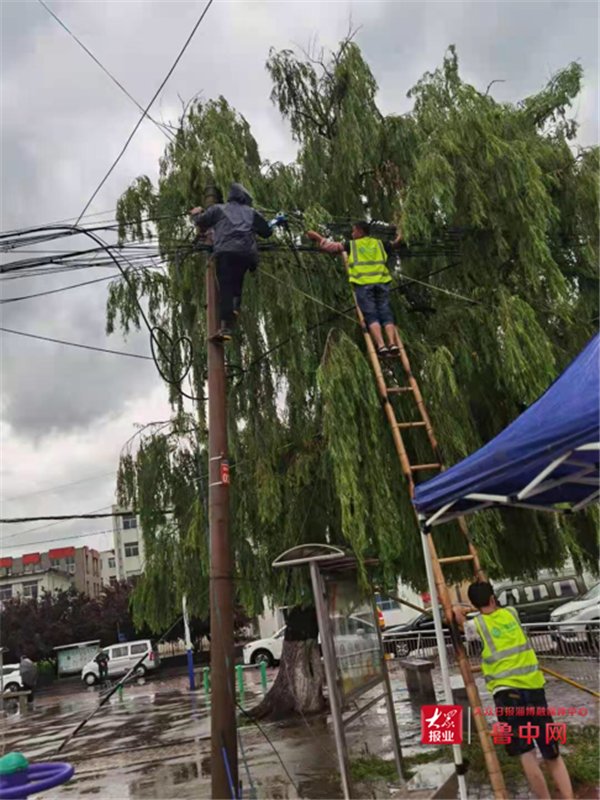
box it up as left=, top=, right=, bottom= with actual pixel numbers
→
left=421, top=705, right=463, bottom=745
left=220, top=460, right=230, bottom=484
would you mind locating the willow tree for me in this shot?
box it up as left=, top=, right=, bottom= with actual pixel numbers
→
left=108, top=38, right=598, bottom=715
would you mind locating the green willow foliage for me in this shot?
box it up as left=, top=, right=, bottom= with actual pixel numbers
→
left=108, top=41, right=598, bottom=631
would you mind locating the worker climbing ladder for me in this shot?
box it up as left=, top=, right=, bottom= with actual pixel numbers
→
left=343, top=255, right=508, bottom=799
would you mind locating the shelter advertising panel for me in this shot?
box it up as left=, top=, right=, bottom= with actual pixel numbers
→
left=324, top=574, right=383, bottom=700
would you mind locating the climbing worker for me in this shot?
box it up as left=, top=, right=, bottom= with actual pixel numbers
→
left=454, top=582, right=574, bottom=800
left=189, top=183, right=284, bottom=342
left=306, top=221, right=402, bottom=357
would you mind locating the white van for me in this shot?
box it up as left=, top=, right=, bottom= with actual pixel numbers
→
left=81, top=640, right=159, bottom=686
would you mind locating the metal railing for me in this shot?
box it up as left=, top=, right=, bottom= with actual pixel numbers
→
left=382, top=621, right=600, bottom=666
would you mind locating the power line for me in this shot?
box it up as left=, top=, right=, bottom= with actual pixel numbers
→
left=1, top=504, right=114, bottom=542
left=3, top=472, right=115, bottom=503
left=0, top=326, right=154, bottom=361
left=0, top=510, right=170, bottom=524
left=0, top=273, right=121, bottom=304
left=0, top=528, right=115, bottom=550
left=75, top=0, right=215, bottom=224
left=37, top=0, right=175, bottom=143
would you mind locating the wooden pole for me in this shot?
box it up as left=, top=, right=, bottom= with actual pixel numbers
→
left=207, top=256, right=238, bottom=799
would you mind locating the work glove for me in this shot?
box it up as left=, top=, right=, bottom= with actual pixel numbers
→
left=268, top=212, right=288, bottom=229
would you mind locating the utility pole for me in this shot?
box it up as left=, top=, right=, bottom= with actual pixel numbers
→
left=205, top=186, right=238, bottom=799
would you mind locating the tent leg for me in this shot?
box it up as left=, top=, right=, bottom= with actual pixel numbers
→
left=420, top=530, right=468, bottom=800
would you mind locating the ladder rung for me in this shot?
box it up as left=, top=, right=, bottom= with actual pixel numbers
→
left=386, top=387, right=413, bottom=394
left=438, top=554, right=475, bottom=565
left=395, top=421, right=427, bottom=429
left=411, top=463, right=441, bottom=471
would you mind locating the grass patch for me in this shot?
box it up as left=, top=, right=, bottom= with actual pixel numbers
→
left=350, top=756, right=398, bottom=782
left=351, top=750, right=447, bottom=783
left=403, top=750, right=448, bottom=768
left=563, top=725, right=599, bottom=788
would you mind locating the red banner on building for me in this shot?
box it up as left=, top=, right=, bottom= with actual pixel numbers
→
left=48, top=547, right=76, bottom=559
left=22, top=553, right=41, bottom=565
left=0, top=557, right=13, bottom=568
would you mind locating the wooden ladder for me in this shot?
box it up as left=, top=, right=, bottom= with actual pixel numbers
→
left=349, top=283, right=507, bottom=799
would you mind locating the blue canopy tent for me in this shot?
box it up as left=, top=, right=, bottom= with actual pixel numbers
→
left=413, top=334, right=600, bottom=529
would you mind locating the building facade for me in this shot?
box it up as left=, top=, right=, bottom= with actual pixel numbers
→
left=100, top=549, right=118, bottom=586
left=0, top=546, right=102, bottom=599
left=0, top=567, right=74, bottom=603
left=111, top=508, right=145, bottom=581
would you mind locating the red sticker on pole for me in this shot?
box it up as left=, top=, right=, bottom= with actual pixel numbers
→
left=220, top=460, right=230, bottom=485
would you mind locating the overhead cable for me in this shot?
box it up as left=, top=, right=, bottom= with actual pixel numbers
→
left=75, top=0, right=215, bottom=224
left=0, top=326, right=154, bottom=361
left=37, top=0, right=175, bottom=142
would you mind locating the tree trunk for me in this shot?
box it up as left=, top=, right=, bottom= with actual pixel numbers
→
left=249, top=607, right=326, bottom=721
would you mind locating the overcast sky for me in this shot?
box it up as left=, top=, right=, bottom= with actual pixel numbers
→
left=1, top=0, right=597, bottom=558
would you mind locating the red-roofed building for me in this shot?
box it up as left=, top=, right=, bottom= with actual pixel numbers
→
left=0, top=546, right=102, bottom=602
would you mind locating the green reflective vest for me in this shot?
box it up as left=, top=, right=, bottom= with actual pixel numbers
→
left=473, top=607, right=544, bottom=693
left=347, top=237, right=392, bottom=286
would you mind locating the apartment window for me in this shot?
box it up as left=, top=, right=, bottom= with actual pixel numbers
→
left=0, top=567, right=12, bottom=578
left=22, top=581, right=39, bottom=599
left=123, top=515, right=137, bottom=530
left=0, top=585, right=12, bottom=601
left=65, top=556, right=75, bottom=573
left=124, top=542, right=139, bottom=558
left=23, top=563, right=35, bottom=574
left=109, top=576, right=118, bottom=586
left=523, top=584, right=549, bottom=602
left=85, top=554, right=89, bottom=571
left=108, top=557, right=116, bottom=569
left=50, top=558, right=61, bottom=568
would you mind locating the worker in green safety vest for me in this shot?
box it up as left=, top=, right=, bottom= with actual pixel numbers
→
left=454, top=582, right=573, bottom=799
left=306, top=221, right=402, bottom=357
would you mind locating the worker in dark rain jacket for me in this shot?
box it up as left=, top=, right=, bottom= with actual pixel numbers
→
left=189, top=183, right=277, bottom=342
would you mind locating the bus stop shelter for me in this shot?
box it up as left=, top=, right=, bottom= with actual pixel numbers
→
left=273, top=544, right=404, bottom=799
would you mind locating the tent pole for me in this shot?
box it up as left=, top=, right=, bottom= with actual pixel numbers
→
left=420, top=528, right=468, bottom=800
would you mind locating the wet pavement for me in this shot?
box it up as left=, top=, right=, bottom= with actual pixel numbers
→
left=0, top=660, right=596, bottom=799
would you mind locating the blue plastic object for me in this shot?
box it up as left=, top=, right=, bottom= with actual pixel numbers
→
left=0, top=753, right=74, bottom=800
left=268, top=212, right=288, bottom=229
left=413, top=333, right=599, bottom=521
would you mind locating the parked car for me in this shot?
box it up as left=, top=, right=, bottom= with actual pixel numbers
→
left=382, top=604, right=476, bottom=658
left=493, top=574, right=588, bottom=624
left=81, top=640, right=159, bottom=686
left=242, top=611, right=384, bottom=668
left=242, top=628, right=285, bottom=667
left=1, top=664, right=23, bottom=693
left=550, top=581, right=600, bottom=652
